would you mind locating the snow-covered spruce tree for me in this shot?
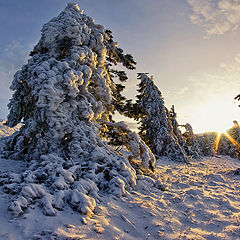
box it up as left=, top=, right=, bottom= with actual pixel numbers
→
left=169, top=105, right=186, bottom=146
left=217, top=122, right=240, bottom=158
left=104, top=29, right=136, bottom=115
left=197, top=132, right=217, bottom=156
left=169, top=105, right=201, bottom=159
left=216, top=134, right=230, bottom=155
left=228, top=121, right=240, bottom=158
left=135, top=73, right=188, bottom=162
left=181, top=123, right=202, bottom=158
left=1, top=3, right=155, bottom=217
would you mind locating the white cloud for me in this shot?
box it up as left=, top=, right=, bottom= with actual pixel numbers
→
left=188, top=0, right=240, bottom=35
left=176, top=87, right=189, bottom=95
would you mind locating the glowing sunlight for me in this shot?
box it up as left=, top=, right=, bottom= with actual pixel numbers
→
left=214, top=129, right=240, bottom=154
left=178, top=94, right=239, bottom=134
left=214, top=132, right=223, bottom=154
left=224, top=131, right=240, bottom=150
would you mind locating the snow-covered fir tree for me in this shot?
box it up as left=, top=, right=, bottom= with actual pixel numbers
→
left=197, top=121, right=240, bottom=158
left=1, top=3, right=155, bottom=217
left=181, top=123, right=202, bottom=158
left=230, top=122, right=240, bottom=157
left=169, top=106, right=202, bottom=159
left=169, top=105, right=185, bottom=146
left=197, top=132, right=217, bottom=156
left=217, top=121, right=240, bottom=158
left=135, top=73, right=188, bottom=162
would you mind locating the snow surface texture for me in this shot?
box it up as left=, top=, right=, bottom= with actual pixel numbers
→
left=1, top=140, right=240, bottom=239
left=137, top=74, right=188, bottom=162
left=1, top=3, right=156, bottom=217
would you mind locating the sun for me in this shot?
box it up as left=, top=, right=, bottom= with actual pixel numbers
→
left=214, top=131, right=224, bottom=155
left=217, top=129, right=227, bottom=135
left=214, top=127, right=240, bottom=155
left=214, top=125, right=230, bottom=155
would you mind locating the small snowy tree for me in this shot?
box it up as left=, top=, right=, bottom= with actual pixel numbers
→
left=217, top=122, right=240, bottom=158
left=181, top=123, right=202, bottom=158
left=197, top=132, right=216, bottom=156
left=98, top=120, right=156, bottom=172
left=135, top=73, right=188, bottom=162
left=1, top=3, right=154, bottom=217
left=198, top=121, right=240, bottom=158
left=169, top=105, right=185, bottom=146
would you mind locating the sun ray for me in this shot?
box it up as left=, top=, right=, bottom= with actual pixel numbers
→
left=214, top=128, right=240, bottom=155
left=214, top=132, right=223, bottom=155
left=223, top=131, right=240, bottom=150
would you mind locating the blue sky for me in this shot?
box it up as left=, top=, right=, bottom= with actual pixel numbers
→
left=0, top=0, right=240, bottom=132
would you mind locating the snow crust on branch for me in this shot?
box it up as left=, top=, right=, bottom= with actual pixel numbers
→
left=2, top=3, right=138, bottom=217
left=98, top=120, right=156, bottom=170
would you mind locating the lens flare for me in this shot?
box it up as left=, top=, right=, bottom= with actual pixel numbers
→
left=214, top=132, right=222, bottom=155
left=214, top=129, right=240, bottom=155
left=223, top=131, right=240, bottom=150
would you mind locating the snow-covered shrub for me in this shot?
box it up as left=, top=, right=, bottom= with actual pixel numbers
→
left=1, top=3, right=144, bottom=217
left=98, top=120, right=156, bottom=172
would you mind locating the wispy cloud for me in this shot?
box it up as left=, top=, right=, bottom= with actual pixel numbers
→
left=176, top=87, right=189, bottom=95
left=187, top=53, right=240, bottom=98
left=188, top=0, right=240, bottom=35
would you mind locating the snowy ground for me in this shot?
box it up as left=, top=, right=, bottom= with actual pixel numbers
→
left=0, top=125, right=240, bottom=240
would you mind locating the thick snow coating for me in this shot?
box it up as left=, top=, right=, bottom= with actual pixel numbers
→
left=1, top=3, right=155, bottom=217
left=136, top=74, right=188, bottom=162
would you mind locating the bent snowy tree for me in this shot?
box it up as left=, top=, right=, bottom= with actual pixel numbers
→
left=2, top=3, right=154, bottom=217
left=136, top=73, right=188, bottom=162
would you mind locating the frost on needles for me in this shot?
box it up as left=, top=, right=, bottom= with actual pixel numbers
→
left=1, top=3, right=155, bottom=217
